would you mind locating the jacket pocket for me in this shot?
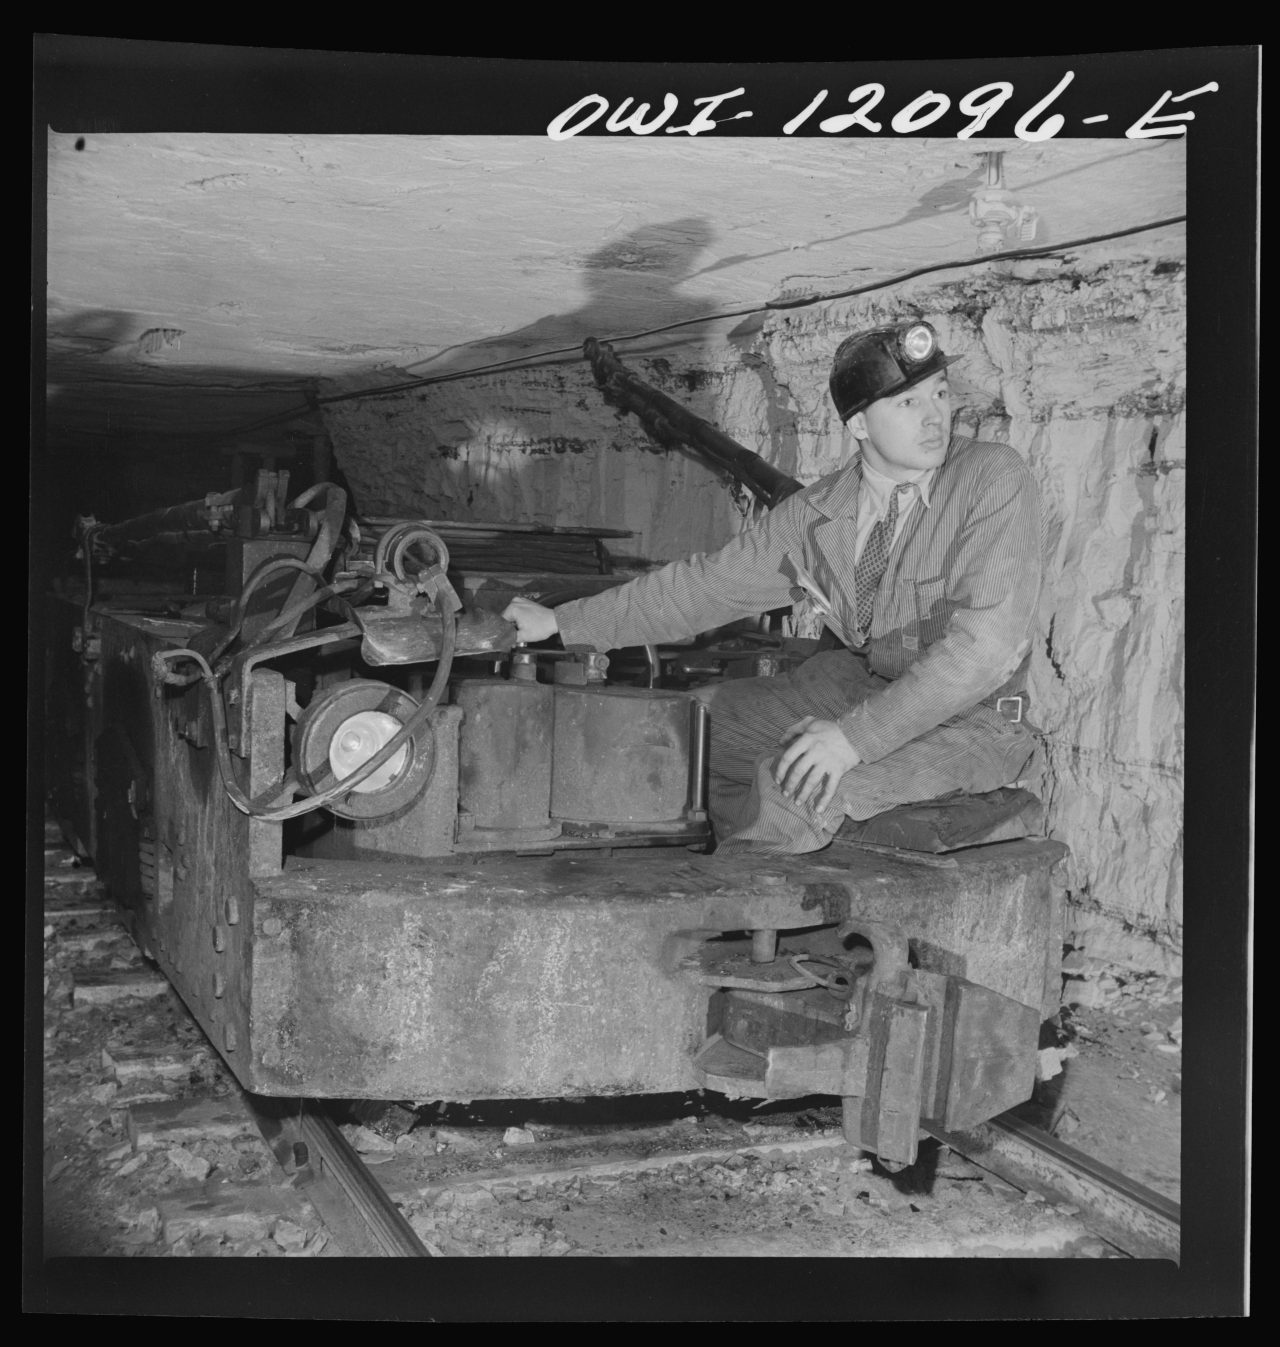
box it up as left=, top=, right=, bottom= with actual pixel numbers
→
left=912, top=577, right=949, bottom=648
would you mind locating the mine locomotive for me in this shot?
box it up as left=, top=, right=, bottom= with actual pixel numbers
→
left=46, top=344, right=1066, bottom=1170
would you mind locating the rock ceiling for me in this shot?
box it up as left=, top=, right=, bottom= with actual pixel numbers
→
left=42, top=133, right=1185, bottom=456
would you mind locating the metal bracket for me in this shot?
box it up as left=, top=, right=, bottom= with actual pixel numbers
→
left=223, top=624, right=361, bottom=750
left=836, top=917, right=910, bottom=1031
left=856, top=989, right=930, bottom=1169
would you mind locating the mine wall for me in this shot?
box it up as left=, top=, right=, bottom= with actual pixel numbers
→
left=320, top=234, right=1185, bottom=977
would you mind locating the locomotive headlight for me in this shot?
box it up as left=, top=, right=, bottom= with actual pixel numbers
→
left=294, top=679, right=436, bottom=820
left=330, top=711, right=408, bottom=793
left=900, top=324, right=936, bottom=363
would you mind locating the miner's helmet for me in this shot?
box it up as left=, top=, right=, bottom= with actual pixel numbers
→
left=829, top=319, right=960, bottom=423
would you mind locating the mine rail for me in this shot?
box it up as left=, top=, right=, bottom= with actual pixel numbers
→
left=925, top=1112, right=1181, bottom=1261
left=243, top=1096, right=431, bottom=1257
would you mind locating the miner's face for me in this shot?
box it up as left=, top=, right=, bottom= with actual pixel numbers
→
left=850, top=370, right=953, bottom=481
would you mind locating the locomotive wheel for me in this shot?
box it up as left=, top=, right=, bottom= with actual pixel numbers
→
left=294, top=679, right=435, bottom=820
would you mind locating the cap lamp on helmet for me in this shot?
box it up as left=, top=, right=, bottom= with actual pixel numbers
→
left=829, top=320, right=961, bottom=423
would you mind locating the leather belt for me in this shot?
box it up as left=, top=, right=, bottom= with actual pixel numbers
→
left=982, top=691, right=1030, bottom=724
left=827, top=630, right=1031, bottom=725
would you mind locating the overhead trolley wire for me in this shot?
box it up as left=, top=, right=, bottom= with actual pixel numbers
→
left=207, top=212, right=1188, bottom=442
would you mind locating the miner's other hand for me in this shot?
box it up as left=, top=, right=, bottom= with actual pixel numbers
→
left=774, top=716, right=861, bottom=813
left=501, top=597, right=560, bottom=645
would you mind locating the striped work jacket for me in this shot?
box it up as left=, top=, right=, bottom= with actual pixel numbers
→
left=556, top=436, right=1042, bottom=766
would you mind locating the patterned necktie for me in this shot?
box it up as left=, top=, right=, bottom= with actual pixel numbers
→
left=855, top=483, right=913, bottom=638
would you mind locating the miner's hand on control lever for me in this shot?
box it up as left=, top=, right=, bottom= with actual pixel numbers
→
left=774, top=717, right=861, bottom=813
left=501, top=597, right=560, bottom=645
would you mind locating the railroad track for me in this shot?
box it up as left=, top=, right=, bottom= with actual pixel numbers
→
left=233, top=1095, right=1179, bottom=1261
left=41, top=830, right=1178, bottom=1261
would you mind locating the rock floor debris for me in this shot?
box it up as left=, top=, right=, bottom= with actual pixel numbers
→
left=40, top=838, right=332, bottom=1258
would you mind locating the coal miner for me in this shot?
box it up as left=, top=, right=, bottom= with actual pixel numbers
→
left=503, top=319, right=1042, bottom=854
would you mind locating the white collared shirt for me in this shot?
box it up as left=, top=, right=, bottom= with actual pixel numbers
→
left=854, top=459, right=935, bottom=565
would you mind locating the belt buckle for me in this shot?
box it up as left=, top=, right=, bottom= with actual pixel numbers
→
left=995, top=695, right=1024, bottom=724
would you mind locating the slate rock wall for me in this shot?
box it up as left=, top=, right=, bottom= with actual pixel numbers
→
left=320, top=357, right=741, bottom=566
